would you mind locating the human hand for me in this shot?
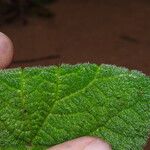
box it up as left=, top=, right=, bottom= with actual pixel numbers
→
left=0, top=32, right=111, bottom=150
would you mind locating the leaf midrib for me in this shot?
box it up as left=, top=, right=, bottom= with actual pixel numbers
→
left=31, top=66, right=100, bottom=143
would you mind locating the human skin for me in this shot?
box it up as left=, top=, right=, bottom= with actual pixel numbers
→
left=0, top=32, right=112, bottom=150
left=0, top=32, right=14, bottom=68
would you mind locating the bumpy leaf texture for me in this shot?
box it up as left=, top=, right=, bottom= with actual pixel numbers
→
left=0, top=64, right=150, bottom=150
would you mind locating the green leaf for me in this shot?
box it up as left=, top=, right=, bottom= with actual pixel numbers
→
left=0, top=64, right=150, bottom=150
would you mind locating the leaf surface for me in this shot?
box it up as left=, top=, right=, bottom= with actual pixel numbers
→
left=0, top=64, right=150, bottom=150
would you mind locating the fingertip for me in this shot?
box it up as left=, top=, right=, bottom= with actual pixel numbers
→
left=0, top=32, right=14, bottom=69
left=48, top=136, right=112, bottom=150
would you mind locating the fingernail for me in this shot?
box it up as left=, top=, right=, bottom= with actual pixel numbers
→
left=84, top=138, right=112, bottom=150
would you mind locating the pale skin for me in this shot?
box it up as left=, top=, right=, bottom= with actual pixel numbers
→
left=0, top=32, right=112, bottom=150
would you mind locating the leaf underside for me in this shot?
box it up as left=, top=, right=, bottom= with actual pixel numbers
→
left=0, top=64, right=150, bottom=150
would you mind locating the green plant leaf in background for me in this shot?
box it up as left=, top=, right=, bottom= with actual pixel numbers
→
left=0, top=64, right=150, bottom=150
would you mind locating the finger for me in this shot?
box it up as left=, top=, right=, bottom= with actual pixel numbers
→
left=48, top=136, right=112, bottom=150
left=0, top=32, right=14, bottom=69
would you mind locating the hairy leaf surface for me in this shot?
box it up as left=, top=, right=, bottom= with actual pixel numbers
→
left=0, top=64, right=150, bottom=150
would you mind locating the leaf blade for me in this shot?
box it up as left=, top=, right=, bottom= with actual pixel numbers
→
left=0, top=64, right=150, bottom=150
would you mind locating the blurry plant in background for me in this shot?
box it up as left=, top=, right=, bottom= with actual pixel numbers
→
left=0, top=0, right=55, bottom=25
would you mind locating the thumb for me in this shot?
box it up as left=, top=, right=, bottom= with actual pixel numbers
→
left=48, top=136, right=112, bottom=150
left=0, top=32, right=14, bottom=69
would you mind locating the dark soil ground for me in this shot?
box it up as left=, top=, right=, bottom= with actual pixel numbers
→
left=0, top=0, right=150, bottom=149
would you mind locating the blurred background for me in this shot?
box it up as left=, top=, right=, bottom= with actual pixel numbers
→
left=0, top=0, right=149, bottom=149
